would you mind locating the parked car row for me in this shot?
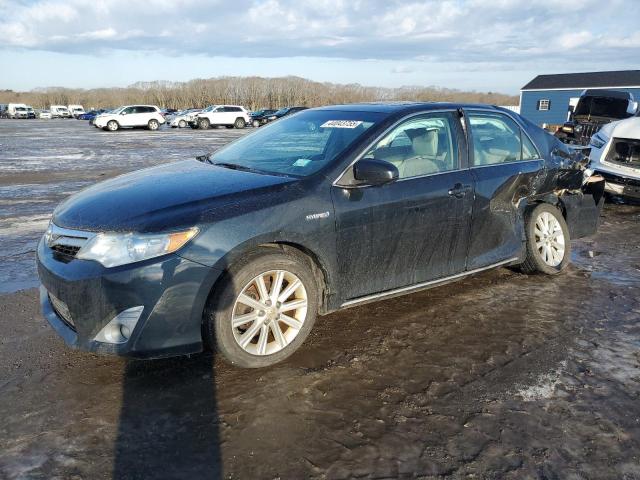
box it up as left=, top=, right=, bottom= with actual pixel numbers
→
left=80, top=104, right=308, bottom=131
left=0, top=103, right=36, bottom=119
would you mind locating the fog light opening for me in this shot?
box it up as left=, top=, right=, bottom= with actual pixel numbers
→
left=94, top=306, right=144, bottom=345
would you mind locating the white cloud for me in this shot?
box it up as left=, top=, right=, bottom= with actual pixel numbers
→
left=0, top=0, right=639, bottom=71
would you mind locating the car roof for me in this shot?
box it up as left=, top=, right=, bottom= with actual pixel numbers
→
left=312, top=102, right=504, bottom=114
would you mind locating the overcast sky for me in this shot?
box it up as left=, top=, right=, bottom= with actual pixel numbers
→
left=1, top=0, right=639, bottom=94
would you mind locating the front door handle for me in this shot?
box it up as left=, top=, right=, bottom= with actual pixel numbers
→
left=448, top=183, right=472, bottom=198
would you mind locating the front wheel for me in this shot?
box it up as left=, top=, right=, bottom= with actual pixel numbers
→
left=252, top=119, right=260, bottom=128
left=198, top=118, right=210, bottom=130
left=179, top=119, right=187, bottom=128
left=204, top=248, right=318, bottom=368
left=234, top=118, right=246, bottom=129
left=147, top=119, right=159, bottom=131
left=520, top=203, right=571, bottom=275
left=106, top=120, right=119, bottom=131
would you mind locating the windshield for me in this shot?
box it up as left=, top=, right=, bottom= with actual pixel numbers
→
left=274, top=108, right=289, bottom=116
left=574, top=96, right=632, bottom=119
left=210, top=109, right=384, bottom=177
left=201, top=105, right=218, bottom=112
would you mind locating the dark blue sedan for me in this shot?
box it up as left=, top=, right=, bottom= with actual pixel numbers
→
left=36, top=103, right=604, bottom=367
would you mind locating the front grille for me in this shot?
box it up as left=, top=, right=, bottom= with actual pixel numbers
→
left=577, top=123, right=603, bottom=145
left=51, top=244, right=81, bottom=258
left=46, top=224, right=93, bottom=260
left=49, top=293, right=76, bottom=330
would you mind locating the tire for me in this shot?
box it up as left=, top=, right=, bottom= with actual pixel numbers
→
left=234, top=118, right=246, bottom=129
left=204, top=248, right=319, bottom=368
left=198, top=118, right=210, bottom=130
left=106, top=120, right=119, bottom=131
left=520, top=203, right=571, bottom=275
left=252, top=120, right=260, bottom=128
left=179, top=119, right=187, bottom=128
left=147, top=119, right=159, bottom=131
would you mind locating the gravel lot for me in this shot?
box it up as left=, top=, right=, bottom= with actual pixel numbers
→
left=0, top=119, right=639, bottom=479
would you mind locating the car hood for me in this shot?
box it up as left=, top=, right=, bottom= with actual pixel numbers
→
left=53, top=160, right=298, bottom=232
left=603, top=117, right=640, bottom=140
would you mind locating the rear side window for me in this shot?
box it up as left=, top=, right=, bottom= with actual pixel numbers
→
left=468, top=112, right=538, bottom=165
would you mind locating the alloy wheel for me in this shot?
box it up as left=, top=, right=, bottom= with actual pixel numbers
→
left=231, top=270, right=308, bottom=356
left=534, top=211, right=565, bottom=267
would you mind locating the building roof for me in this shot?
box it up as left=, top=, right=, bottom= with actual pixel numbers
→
left=522, top=70, right=640, bottom=91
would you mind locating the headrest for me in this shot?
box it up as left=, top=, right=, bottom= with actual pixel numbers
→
left=405, top=128, right=438, bottom=157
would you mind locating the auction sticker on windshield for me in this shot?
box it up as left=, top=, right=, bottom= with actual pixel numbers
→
left=320, top=120, right=363, bottom=128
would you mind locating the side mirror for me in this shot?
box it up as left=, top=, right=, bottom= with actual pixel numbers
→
left=121, top=111, right=127, bottom=115
left=353, top=159, right=399, bottom=185
left=627, top=101, right=638, bottom=115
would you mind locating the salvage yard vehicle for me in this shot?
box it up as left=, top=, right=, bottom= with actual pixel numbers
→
left=68, top=105, right=85, bottom=118
left=37, top=103, right=604, bottom=368
left=250, top=108, right=278, bottom=127
left=93, top=105, right=165, bottom=131
left=555, top=90, right=638, bottom=145
left=170, top=108, right=201, bottom=128
left=7, top=103, right=29, bottom=119
left=265, top=106, right=307, bottom=123
left=192, top=105, right=251, bottom=129
left=38, top=110, right=52, bottom=119
left=50, top=105, right=72, bottom=118
left=589, top=116, right=640, bottom=200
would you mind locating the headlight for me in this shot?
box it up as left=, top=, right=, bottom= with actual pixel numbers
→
left=76, top=228, right=198, bottom=267
left=561, top=125, right=574, bottom=133
left=590, top=133, right=609, bottom=149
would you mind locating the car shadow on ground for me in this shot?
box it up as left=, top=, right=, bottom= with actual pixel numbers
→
left=112, top=353, right=223, bottom=480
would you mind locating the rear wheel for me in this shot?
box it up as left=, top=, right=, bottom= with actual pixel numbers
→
left=106, top=120, right=119, bottom=132
left=234, top=118, right=246, bottom=129
left=147, top=119, right=159, bottom=131
left=204, top=248, right=318, bottom=368
left=520, top=203, right=570, bottom=275
left=198, top=118, right=210, bottom=130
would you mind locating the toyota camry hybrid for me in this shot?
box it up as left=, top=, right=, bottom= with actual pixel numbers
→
left=37, top=103, right=605, bottom=368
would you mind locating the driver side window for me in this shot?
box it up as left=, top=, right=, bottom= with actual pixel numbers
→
left=364, top=112, right=459, bottom=179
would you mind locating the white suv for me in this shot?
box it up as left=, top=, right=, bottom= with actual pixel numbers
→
left=192, top=105, right=250, bottom=129
left=94, top=105, right=165, bottom=131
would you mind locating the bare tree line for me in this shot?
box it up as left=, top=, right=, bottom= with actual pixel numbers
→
left=0, top=76, right=518, bottom=110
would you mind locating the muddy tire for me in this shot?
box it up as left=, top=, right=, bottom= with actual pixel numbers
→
left=520, top=203, right=571, bottom=275
left=234, top=118, right=246, bottom=129
left=198, top=118, right=210, bottom=130
left=106, top=120, right=119, bottom=132
left=147, top=119, right=159, bottom=131
left=178, top=119, right=186, bottom=128
left=204, top=248, right=318, bottom=368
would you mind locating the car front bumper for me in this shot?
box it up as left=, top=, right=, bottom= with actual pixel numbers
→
left=596, top=170, right=640, bottom=199
left=37, top=238, right=223, bottom=358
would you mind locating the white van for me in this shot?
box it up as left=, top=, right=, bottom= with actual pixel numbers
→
left=7, top=103, right=29, bottom=119
left=68, top=105, right=85, bottom=118
left=50, top=105, right=71, bottom=118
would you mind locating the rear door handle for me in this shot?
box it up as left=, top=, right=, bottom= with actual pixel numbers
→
left=448, top=183, right=472, bottom=198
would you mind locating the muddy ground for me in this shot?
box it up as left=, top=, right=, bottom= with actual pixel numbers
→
left=0, top=120, right=639, bottom=479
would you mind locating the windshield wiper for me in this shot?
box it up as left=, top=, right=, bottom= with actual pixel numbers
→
left=211, top=162, right=268, bottom=174
left=195, top=153, right=214, bottom=164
